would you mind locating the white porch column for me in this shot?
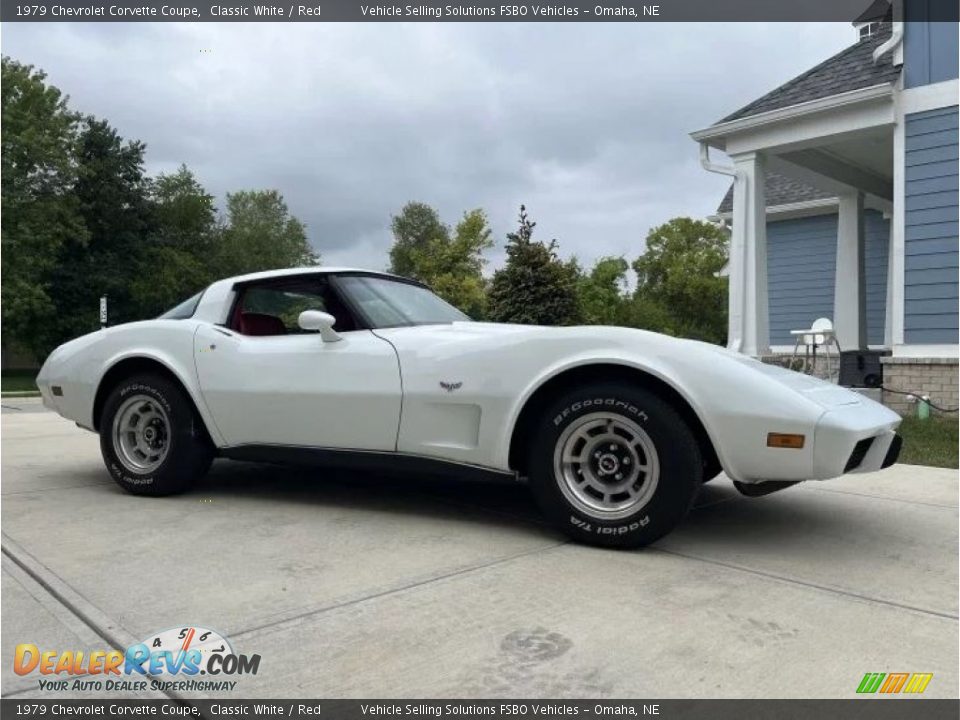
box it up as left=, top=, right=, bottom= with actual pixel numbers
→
left=834, top=191, right=867, bottom=350
left=728, top=151, right=770, bottom=357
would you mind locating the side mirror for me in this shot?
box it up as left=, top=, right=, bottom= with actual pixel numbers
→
left=298, top=310, right=341, bottom=343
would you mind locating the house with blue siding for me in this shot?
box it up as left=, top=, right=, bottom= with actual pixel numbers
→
left=691, top=0, right=958, bottom=414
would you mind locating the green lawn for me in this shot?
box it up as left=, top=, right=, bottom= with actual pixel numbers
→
left=1, top=369, right=38, bottom=394
left=897, top=415, right=959, bottom=469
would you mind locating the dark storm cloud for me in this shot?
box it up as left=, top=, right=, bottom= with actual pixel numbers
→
left=2, top=21, right=854, bottom=271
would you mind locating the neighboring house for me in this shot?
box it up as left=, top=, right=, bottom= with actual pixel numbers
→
left=691, top=1, right=958, bottom=414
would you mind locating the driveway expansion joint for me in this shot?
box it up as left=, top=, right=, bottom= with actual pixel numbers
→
left=1, top=533, right=188, bottom=703
left=230, top=540, right=570, bottom=641
left=653, top=546, right=959, bottom=621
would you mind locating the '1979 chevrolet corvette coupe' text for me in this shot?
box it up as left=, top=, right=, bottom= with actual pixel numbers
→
left=37, top=268, right=902, bottom=548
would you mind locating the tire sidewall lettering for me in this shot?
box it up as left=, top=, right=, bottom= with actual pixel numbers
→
left=119, top=382, right=173, bottom=414
left=553, top=397, right=648, bottom=427
left=570, top=514, right=650, bottom=535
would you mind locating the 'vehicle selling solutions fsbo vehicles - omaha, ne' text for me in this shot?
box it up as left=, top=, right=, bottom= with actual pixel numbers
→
left=37, top=267, right=903, bottom=548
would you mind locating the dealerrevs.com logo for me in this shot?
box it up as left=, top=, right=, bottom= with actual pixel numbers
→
left=14, top=626, right=260, bottom=693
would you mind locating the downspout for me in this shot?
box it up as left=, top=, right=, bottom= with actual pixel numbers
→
left=699, top=143, right=735, bottom=178
left=872, top=22, right=903, bottom=64
left=699, top=143, right=745, bottom=353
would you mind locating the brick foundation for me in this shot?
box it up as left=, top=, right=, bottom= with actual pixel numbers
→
left=880, top=357, right=959, bottom=417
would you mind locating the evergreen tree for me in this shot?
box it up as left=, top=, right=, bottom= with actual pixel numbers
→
left=487, top=206, right=580, bottom=326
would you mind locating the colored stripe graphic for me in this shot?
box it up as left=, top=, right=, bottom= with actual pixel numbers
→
left=880, top=673, right=909, bottom=693
left=857, top=673, right=886, bottom=693
left=903, top=673, right=933, bottom=694
left=857, top=672, right=933, bottom=694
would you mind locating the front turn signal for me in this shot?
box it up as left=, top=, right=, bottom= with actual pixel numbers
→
left=767, top=433, right=805, bottom=449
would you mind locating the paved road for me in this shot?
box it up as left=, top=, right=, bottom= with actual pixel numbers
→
left=2, top=398, right=957, bottom=699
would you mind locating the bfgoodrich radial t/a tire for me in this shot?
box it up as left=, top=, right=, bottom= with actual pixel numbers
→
left=528, top=383, right=702, bottom=548
left=100, top=373, right=213, bottom=496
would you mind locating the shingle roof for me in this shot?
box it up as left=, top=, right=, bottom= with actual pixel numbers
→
left=719, top=25, right=901, bottom=123
left=716, top=171, right=835, bottom=214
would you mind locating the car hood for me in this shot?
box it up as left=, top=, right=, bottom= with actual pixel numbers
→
left=377, top=321, right=867, bottom=412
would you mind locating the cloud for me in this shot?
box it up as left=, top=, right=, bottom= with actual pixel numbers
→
left=2, top=21, right=854, bottom=272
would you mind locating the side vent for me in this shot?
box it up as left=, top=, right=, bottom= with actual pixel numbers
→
left=844, top=438, right=874, bottom=473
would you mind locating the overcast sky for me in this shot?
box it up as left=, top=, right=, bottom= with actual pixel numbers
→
left=2, top=22, right=854, bottom=273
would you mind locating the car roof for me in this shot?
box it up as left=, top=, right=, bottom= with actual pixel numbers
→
left=223, top=266, right=400, bottom=284
left=192, top=266, right=412, bottom=324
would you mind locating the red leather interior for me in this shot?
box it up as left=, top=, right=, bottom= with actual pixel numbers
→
left=239, top=312, right=287, bottom=336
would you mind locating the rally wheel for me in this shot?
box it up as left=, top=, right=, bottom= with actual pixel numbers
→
left=528, top=382, right=702, bottom=548
left=100, top=373, right=213, bottom=496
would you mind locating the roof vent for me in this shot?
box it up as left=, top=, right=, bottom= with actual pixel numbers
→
left=852, top=0, right=892, bottom=41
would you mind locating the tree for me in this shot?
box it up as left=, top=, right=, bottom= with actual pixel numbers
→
left=388, top=202, right=449, bottom=277
left=213, top=190, right=318, bottom=277
left=1, top=57, right=85, bottom=358
left=46, top=117, right=156, bottom=351
left=578, top=256, right=629, bottom=325
left=631, top=217, right=728, bottom=343
left=151, top=165, right=218, bottom=255
left=399, top=207, right=493, bottom=318
left=130, top=166, right=219, bottom=318
left=487, top=206, right=581, bottom=326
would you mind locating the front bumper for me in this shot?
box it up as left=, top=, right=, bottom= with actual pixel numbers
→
left=881, top=433, right=903, bottom=469
left=812, top=400, right=902, bottom=479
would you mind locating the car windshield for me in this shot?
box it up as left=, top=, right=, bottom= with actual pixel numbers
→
left=158, top=291, right=203, bottom=320
left=337, top=275, right=470, bottom=328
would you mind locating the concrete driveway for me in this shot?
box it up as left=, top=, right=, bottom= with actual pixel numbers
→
left=2, top=397, right=957, bottom=699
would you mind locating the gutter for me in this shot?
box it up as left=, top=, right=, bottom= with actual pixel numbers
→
left=690, top=83, right=894, bottom=144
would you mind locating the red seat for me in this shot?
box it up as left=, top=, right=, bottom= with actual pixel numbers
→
left=239, top=312, right=287, bottom=336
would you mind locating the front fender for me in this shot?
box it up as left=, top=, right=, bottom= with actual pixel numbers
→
left=498, top=342, right=827, bottom=483
left=94, top=331, right=225, bottom=446
left=39, top=321, right=225, bottom=447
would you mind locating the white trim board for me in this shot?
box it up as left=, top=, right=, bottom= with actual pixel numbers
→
left=892, top=344, right=959, bottom=359
left=713, top=198, right=839, bottom=222
left=900, top=79, right=959, bottom=115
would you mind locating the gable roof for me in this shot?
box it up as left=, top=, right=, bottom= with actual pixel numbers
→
left=716, top=171, right=835, bottom=214
left=853, top=0, right=893, bottom=24
left=719, top=25, right=901, bottom=124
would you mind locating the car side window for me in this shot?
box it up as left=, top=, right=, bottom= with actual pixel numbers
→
left=230, top=278, right=358, bottom=336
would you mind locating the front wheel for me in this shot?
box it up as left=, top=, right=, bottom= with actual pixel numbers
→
left=100, top=373, right=213, bottom=496
left=528, top=383, right=702, bottom=548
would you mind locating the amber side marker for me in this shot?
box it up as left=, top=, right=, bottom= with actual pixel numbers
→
left=767, top=433, right=805, bottom=449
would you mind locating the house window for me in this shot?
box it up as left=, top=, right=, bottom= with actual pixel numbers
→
left=859, top=23, right=878, bottom=40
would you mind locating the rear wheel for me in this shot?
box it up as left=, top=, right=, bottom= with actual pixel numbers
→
left=99, top=374, right=213, bottom=496
left=527, top=383, right=702, bottom=548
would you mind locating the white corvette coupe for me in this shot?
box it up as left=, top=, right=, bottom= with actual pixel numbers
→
left=37, top=267, right=902, bottom=548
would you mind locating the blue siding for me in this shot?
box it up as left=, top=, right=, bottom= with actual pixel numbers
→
left=766, top=215, right=837, bottom=346
left=864, top=210, right=889, bottom=346
left=766, top=212, right=889, bottom=347
left=904, top=106, right=959, bottom=344
left=904, top=14, right=959, bottom=88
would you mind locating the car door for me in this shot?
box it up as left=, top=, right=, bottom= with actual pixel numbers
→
left=193, top=275, right=402, bottom=450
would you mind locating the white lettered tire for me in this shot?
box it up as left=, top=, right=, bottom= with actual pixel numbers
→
left=528, top=383, right=702, bottom=548
left=99, top=374, right=213, bottom=496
